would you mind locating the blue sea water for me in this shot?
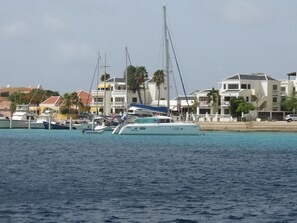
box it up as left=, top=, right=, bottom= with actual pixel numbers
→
left=1, top=129, right=297, bottom=223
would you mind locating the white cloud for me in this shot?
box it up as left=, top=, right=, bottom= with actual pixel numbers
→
left=218, top=0, right=270, bottom=25
left=43, top=14, right=66, bottom=31
left=0, top=21, right=30, bottom=39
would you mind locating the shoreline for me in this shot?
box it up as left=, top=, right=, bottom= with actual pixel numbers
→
left=198, top=121, right=297, bottom=132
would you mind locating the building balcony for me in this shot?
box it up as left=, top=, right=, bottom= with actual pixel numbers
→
left=112, top=102, right=125, bottom=107
left=90, top=102, right=103, bottom=107
left=221, top=101, right=230, bottom=107
left=112, top=90, right=126, bottom=96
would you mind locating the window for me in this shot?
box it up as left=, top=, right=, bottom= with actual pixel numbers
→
left=115, top=97, right=124, bottom=102
left=0, top=92, right=9, bottom=97
left=199, top=97, right=207, bottom=101
left=223, top=84, right=226, bottom=89
left=241, top=84, right=247, bottom=89
left=273, top=85, right=277, bottom=90
left=94, top=97, right=103, bottom=102
left=273, top=97, right=277, bottom=103
left=246, top=97, right=249, bottom=102
left=248, top=84, right=251, bottom=89
left=132, top=97, right=137, bottom=103
left=281, top=87, right=286, bottom=92
left=224, top=96, right=231, bottom=101
left=228, top=84, right=239, bottom=89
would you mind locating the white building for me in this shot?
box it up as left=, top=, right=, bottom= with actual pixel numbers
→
left=196, top=73, right=282, bottom=119
left=280, top=72, right=297, bottom=100
left=219, top=73, right=281, bottom=115
left=89, top=76, right=167, bottom=114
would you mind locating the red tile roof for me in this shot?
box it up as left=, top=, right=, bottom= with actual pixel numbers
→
left=77, top=90, right=92, bottom=105
left=40, top=96, right=61, bottom=105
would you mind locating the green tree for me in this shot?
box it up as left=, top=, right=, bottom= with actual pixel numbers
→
left=206, top=88, right=220, bottom=115
left=127, top=65, right=137, bottom=94
left=152, top=69, right=165, bottom=106
left=229, top=97, right=244, bottom=118
left=229, top=96, right=254, bottom=119
left=237, top=102, right=255, bottom=115
left=126, top=65, right=147, bottom=104
left=134, top=66, right=148, bottom=104
left=191, top=99, right=199, bottom=114
left=8, top=89, right=59, bottom=112
left=61, top=92, right=78, bottom=115
left=100, top=73, right=110, bottom=82
left=281, top=91, right=297, bottom=112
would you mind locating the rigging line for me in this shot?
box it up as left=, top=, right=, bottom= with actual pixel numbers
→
left=169, top=60, right=179, bottom=97
left=29, top=87, right=40, bottom=105
left=39, top=90, right=47, bottom=104
left=169, top=60, right=181, bottom=115
left=167, top=29, right=190, bottom=113
left=84, top=61, right=99, bottom=113
left=127, top=49, right=132, bottom=65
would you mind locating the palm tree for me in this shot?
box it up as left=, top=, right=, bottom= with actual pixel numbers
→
left=191, top=99, right=199, bottom=114
left=126, top=65, right=137, bottom=94
left=71, top=92, right=84, bottom=114
left=61, top=92, right=77, bottom=115
left=134, top=66, right=148, bottom=104
left=153, top=69, right=165, bottom=106
left=100, top=73, right=110, bottom=82
left=206, top=88, right=220, bottom=115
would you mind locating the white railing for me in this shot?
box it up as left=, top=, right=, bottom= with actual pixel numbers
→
left=90, top=102, right=103, bottom=106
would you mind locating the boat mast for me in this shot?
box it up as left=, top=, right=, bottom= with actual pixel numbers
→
left=101, top=53, right=110, bottom=115
left=125, top=47, right=128, bottom=113
left=163, top=6, right=170, bottom=116
left=96, top=52, right=100, bottom=115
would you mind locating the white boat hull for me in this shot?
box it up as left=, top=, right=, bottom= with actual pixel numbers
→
left=0, top=119, right=44, bottom=129
left=117, top=122, right=200, bottom=135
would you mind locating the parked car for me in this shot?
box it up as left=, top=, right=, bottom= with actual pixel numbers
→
left=285, top=114, right=297, bottom=122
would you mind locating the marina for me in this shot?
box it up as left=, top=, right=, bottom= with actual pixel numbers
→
left=1, top=2, right=297, bottom=222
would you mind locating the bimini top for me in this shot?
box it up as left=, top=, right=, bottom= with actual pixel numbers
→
left=129, top=104, right=168, bottom=114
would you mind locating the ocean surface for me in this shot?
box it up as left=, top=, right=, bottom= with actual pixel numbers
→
left=1, top=129, right=297, bottom=223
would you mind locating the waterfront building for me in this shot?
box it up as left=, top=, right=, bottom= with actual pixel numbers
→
left=0, top=86, right=39, bottom=117
left=280, top=72, right=297, bottom=100
left=196, top=73, right=282, bottom=120
left=89, top=76, right=167, bottom=115
left=39, top=96, right=62, bottom=113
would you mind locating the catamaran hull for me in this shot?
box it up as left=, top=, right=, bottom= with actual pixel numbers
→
left=117, top=123, right=200, bottom=135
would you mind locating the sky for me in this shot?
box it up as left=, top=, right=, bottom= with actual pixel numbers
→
left=1, top=0, right=297, bottom=96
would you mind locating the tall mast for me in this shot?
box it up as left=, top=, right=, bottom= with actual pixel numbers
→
left=125, top=47, right=128, bottom=113
left=96, top=52, right=100, bottom=115
left=104, top=53, right=107, bottom=115
left=101, top=53, right=110, bottom=115
left=163, top=6, right=170, bottom=116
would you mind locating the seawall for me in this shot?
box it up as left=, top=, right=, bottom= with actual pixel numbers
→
left=199, top=121, right=297, bottom=132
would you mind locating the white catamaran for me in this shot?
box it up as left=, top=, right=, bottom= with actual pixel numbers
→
left=113, top=6, right=200, bottom=135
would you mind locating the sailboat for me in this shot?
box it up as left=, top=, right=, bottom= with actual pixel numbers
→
left=113, top=6, right=200, bottom=135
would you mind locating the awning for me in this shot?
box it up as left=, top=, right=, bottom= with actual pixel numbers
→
left=98, top=82, right=111, bottom=89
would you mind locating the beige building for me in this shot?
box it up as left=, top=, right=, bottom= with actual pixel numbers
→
left=196, top=73, right=282, bottom=120
left=89, top=76, right=168, bottom=115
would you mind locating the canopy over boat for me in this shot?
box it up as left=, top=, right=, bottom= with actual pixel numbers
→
left=129, top=104, right=168, bottom=114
